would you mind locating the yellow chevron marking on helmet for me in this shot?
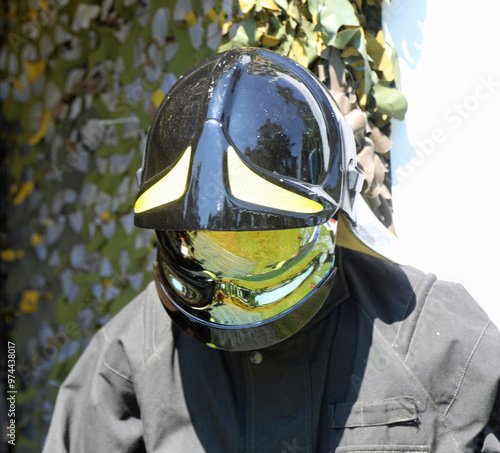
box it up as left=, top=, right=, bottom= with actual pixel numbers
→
left=134, top=146, right=192, bottom=214
left=227, top=146, right=323, bottom=213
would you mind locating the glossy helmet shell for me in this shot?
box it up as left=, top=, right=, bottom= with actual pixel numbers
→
left=134, top=48, right=362, bottom=350
left=134, top=47, right=359, bottom=231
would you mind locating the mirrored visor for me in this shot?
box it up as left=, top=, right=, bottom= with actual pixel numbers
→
left=156, top=221, right=337, bottom=326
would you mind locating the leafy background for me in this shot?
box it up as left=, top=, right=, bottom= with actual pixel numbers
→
left=0, top=0, right=406, bottom=450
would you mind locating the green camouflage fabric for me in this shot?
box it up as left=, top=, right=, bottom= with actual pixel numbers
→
left=0, top=1, right=406, bottom=450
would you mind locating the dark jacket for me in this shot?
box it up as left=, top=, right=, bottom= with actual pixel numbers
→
left=43, top=248, right=500, bottom=452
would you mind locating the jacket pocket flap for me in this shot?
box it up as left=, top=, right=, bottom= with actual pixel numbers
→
left=330, top=396, right=418, bottom=428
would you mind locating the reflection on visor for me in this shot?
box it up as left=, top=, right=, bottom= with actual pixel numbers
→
left=156, top=221, right=337, bottom=327
left=253, top=264, right=314, bottom=306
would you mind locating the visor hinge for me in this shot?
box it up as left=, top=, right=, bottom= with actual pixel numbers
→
left=344, top=160, right=365, bottom=224
left=347, top=160, right=365, bottom=194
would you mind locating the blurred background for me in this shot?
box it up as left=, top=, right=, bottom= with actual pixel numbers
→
left=1, top=0, right=497, bottom=451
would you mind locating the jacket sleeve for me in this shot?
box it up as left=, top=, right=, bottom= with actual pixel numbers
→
left=42, top=328, right=145, bottom=453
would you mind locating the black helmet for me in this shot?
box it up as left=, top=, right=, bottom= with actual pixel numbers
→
left=134, top=48, right=392, bottom=351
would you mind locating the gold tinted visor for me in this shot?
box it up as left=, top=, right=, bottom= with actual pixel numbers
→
left=156, top=221, right=337, bottom=327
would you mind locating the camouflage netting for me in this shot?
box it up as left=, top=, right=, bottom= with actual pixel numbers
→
left=0, top=0, right=406, bottom=450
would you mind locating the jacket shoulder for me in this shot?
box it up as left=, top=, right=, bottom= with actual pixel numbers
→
left=341, top=247, right=500, bottom=429
left=340, top=247, right=495, bottom=346
left=100, top=281, right=175, bottom=380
